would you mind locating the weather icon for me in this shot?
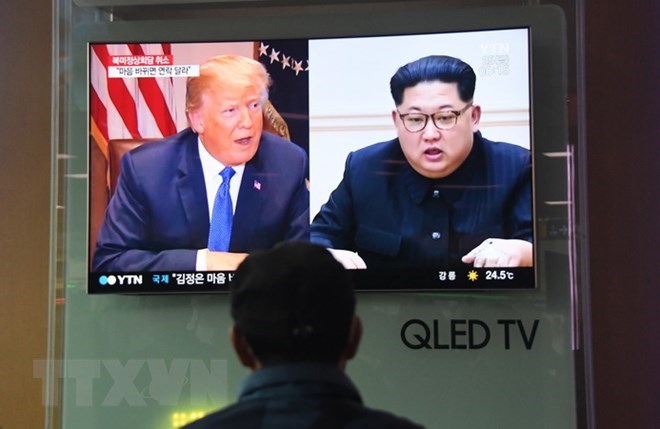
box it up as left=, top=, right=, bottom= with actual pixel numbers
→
left=467, top=270, right=479, bottom=282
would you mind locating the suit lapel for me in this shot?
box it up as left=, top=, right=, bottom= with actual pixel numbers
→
left=176, top=132, right=210, bottom=244
left=231, top=148, right=267, bottom=251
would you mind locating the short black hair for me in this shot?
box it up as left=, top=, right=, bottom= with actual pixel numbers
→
left=230, top=242, right=355, bottom=366
left=389, top=55, right=476, bottom=105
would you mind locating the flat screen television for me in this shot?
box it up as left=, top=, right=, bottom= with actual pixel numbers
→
left=79, top=5, right=567, bottom=293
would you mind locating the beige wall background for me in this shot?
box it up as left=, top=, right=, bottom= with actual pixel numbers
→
left=0, top=0, right=51, bottom=428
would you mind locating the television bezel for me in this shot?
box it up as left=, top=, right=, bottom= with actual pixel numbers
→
left=74, top=4, right=568, bottom=294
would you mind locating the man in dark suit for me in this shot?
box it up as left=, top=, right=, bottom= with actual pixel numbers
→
left=93, top=55, right=309, bottom=272
left=311, top=55, right=532, bottom=269
left=183, top=242, right=425, bottom=429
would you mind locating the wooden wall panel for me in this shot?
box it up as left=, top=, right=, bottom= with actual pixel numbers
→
left=584, top=0, right=660, bottom=428
left=0, top=0, right=52, bottom=428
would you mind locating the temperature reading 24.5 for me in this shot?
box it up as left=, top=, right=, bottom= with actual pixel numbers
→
left=485, top=270, right=515, bottom=280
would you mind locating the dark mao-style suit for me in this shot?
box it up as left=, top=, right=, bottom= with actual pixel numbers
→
left=311, top=132, right=532, bottom=268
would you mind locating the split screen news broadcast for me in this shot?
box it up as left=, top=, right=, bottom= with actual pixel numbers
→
left=88, top=28, right=536, bottom=293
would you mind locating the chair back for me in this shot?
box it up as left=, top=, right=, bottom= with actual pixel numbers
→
left=108, top=138, right=159, bottom=195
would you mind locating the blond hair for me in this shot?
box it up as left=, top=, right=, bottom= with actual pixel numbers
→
left=186, top=55, right=271, bottom=114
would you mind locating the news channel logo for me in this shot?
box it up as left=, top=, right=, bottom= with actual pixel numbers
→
left=97, top=274, right=144, bottom=286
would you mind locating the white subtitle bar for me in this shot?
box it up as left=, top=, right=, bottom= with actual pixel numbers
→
left=108, top=65, right=200, bottom=78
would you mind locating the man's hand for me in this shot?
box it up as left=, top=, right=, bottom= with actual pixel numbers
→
left=461, top=239, right=533, bottom=268
left=326, top=248, right=367, bottom=269
left=206, top=251, right=248, bottom=271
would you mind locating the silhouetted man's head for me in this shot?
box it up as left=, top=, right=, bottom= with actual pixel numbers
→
left=230, top=242, right=360, bottom=369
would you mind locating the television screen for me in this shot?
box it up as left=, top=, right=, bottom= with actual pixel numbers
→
left=85, top=17, right=551, bottom=293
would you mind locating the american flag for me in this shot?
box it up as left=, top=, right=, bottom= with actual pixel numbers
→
left=258, top=39, right=309, bottom=155
left=89, top=43, right=178, bottom=158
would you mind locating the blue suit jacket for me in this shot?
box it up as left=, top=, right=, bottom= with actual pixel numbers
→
left=310, top=132, right=532, bottom=268
left=93, top=128, right=309, bottom=271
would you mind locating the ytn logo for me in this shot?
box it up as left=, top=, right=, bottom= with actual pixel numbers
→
left=98, top=274, right=143, bottom=286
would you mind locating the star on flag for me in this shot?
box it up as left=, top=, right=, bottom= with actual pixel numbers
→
left=293, top=60, right=304, bottom=76
left=269, top=49, right=280, bottom=64
left=281, top=55, right=291, bottom=70
left=258, top=42, right=308, bottom=77
left=258, top=42, right=269, bottom=57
